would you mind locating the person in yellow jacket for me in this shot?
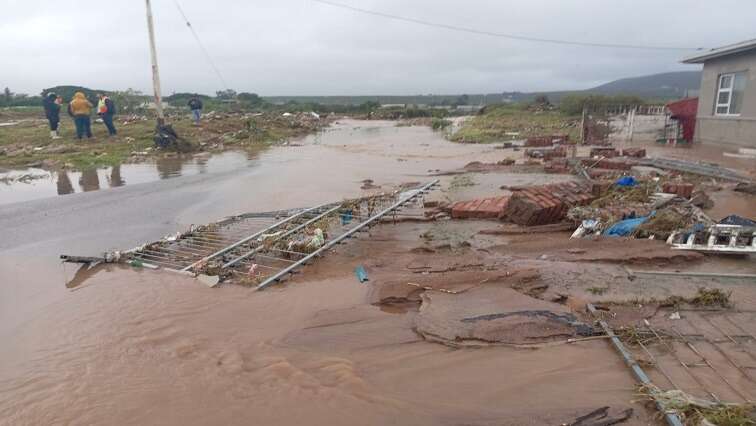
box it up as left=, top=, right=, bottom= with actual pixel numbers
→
left=67, top=92, right=93, bottom=139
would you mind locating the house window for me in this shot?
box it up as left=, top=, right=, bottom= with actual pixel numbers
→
left=715, top=71, right=747, bottom=116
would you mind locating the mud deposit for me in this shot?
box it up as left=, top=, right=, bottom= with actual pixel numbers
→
left=3, top=120, right=755, bottom=425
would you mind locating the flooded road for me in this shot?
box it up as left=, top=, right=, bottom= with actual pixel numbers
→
left=1, top=120, right=754, bottom=425
left=7, top=120, right=626, bottom=426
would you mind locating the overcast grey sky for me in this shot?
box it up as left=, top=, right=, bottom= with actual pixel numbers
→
left=2, top=0, right=754, bottom=96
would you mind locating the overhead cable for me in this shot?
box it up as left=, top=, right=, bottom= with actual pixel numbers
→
left=312, top=0, right=706, bottom=51
left=173, top=0, right=230, bottom=90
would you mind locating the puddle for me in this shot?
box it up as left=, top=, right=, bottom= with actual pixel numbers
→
left=0, top=151, right=255, bottom=205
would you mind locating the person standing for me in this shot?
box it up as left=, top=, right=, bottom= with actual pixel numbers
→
left=97, top=93, right=117, bottom=136
left=68, top=92, right=93, bottom=140
left=188, top=96, right=203, bottom=125
left=42, top=92, right=62, bottom=139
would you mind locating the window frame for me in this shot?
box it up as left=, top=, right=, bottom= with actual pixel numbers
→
left=714, top=72, right=743, bottom=117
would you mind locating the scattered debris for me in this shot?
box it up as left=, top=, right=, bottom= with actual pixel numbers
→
left=638, top=384, right=756, bottom=426
left=355, top=265, right=369, bottom=283
left=669, top=223, right=756, bottom=254
left=661, top=288, right=732, bottom=309
left=639, top=158, right=752, bottom=184
left=563, top=406, right=633, bottom=426
left=734, top=182, right=756, bottom=195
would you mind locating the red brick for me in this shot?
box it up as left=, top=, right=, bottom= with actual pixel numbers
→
left=591, top=182, right=612, bottom=197
left=662, top=182, right=694, bottom=199
left=525, top=134, right=570, bottom=147
left=525, top=136, right=553, bottom=147
left=451, top=196, right=510, bottom=219
left=621, top=148, right=646, bottom=158
left=590, top=147, right=619, bottom=158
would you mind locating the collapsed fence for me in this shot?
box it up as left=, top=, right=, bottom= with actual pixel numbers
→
left=62, top=180, right=440, bottom=290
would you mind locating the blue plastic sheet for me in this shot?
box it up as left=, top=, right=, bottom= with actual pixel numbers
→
left=615, top=176, right=637, bottom=187
left=604, top=212, right=654, bottom=237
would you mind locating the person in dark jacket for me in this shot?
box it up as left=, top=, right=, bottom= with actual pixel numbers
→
left=42, top=92, right=62, bottom=139
left=97, top=93, right=117, bottom=136
left=188, top=97, right=203, bottom=125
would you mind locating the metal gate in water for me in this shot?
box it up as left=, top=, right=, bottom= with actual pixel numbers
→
left=126, top=180, right=439, bottom=289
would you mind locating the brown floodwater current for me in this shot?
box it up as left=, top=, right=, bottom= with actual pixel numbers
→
left=1, top=120, right=753, bottom=425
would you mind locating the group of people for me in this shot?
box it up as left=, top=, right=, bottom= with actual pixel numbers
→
left=43, top=91, right=117, bottom=140
left=42, top=93, right=206, bottom=140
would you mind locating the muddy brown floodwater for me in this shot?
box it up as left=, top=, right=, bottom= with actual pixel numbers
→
left=3, top=119, right=753, bottom=425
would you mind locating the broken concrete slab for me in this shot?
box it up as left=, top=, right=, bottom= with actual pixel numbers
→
left=414, top=286, right=593, bottom=347
left=197, top=274, right=220, bottom=288
left=367, top=268, right=541, bottom=306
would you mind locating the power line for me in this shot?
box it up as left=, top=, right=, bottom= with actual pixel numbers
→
left=312, top=0, right=705, bottom=51
left=173, top=0, right=230, bottom=90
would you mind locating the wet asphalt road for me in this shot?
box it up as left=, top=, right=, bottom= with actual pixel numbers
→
left=0, top=165, right=265, bottom=334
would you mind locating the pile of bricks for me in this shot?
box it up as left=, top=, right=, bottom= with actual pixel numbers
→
left=524, top=134, right=569, bottom=147
left=662, top=182, right=694, bottom=198
left=450, top=196, right=510, bottom=219
left=525, top=146, right=566, bottom=160
left=544, top=158, right=571, bottom=174
left=589, top=147, right=619, bottom=158
left=590, top=181, right=613, bottom=197
left=502, top=181, right=596, bottom=225
left=621, top=148, right=646, bottom=158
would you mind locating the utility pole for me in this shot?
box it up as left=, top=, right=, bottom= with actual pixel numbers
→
left=145, top=0, right=165, bottom=126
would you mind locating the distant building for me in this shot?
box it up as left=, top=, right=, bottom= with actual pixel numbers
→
left=379, top=104, right=407, bottom=109
left=683, top=39, right=756, bottom=147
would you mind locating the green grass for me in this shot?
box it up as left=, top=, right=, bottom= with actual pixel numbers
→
left=451, top=104, right=579, bottom=143
left=0, top=111, right=321, bottom=170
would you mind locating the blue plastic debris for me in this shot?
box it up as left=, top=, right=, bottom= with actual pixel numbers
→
left=355, top=265, right=369, bottom=283
left=615, top=176, right=637, bottom=187
left=604, top=211, right=654, bottom=237
left=340, top=210, right=353, bottom=225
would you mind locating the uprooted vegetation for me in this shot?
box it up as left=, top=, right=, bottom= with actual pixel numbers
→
left=611, top=288, right=733, bottom=311
left=451, top=103, right=579, bottom=143
left=639, top=384, right=756, bottom=426
left=661, top=287, right=733, bottom=309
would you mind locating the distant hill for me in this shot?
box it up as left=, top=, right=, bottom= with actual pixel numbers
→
left=263, top=71, right=702, bottom=106
left=586, top=71, right=701, bottom=98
